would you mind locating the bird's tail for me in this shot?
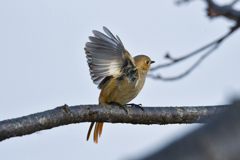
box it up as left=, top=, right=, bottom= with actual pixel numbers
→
left=86, top=122, right=104, bottom=143
left=86, top=96, right=104, bottom=143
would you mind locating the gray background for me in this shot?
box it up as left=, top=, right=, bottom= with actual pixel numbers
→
left=1, top=0, right=239, bottom=159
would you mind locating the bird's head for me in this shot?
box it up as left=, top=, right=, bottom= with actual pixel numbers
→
left=134, top=55, right=155, bottom=75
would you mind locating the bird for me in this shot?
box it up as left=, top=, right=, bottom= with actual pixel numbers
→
left=84, top=26, right=155, bottom=143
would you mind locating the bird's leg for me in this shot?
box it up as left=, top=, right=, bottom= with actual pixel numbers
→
left=126, top=103, right=144, bottom=111
left=107, top=101, right=129, bottom=114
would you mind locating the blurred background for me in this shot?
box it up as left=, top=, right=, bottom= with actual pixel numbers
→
left=0, top=0, right=240, bottom=159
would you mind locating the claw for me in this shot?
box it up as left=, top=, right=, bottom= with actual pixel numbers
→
left=108, top=101, right=129, bottom=114
left=126, top=103, right=144, bottom=111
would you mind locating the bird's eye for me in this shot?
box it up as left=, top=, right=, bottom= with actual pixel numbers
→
left=145, top=61, right=149, bottom=64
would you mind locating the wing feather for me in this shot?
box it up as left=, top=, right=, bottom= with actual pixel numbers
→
left=103, top=26, right=122, bottom=45
left=92, top=30, right=118, bottom=46
left=116, top=35, right=124, bottom=47
left=85, top=26, right=135, bottom=89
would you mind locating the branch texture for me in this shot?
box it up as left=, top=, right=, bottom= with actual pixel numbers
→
left=142, top=99, right=240, bottom=160
left=0, top=104, right=229, bottom=142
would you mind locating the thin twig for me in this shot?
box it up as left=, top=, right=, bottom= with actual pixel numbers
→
left=148, top=45, right=217, bottom=81
left=175, top=0, right=197, bottom=5
left=148, top=0, right=240, bottom=81
left=148, top=22, right=239, bottom=80
left=150, top=24, right=238, bottom=71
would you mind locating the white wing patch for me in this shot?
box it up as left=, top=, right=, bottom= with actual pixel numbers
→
left=85, top=27, right=133, bottom=88
left=108, top=61, right=122, bottom=76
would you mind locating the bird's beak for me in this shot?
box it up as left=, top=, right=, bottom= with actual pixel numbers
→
left=151, top=61, right=155, bottom=64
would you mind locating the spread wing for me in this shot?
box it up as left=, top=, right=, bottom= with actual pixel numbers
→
left=85, top=26, right=135, bottom=89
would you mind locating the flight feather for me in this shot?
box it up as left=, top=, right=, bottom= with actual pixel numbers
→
left=85, top=26, right=135, bottom=89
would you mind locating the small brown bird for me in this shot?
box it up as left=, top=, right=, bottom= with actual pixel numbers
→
left=84, top=27, right=154, bottom=143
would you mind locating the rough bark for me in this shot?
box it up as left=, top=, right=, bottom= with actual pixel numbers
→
left=141, top=100, right=240, bottom=160
left=0, top=104, right=229, bottom=142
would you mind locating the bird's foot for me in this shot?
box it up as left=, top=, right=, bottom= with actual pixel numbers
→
left=126, top=103, right=144, bottom=111
left=108, top=101, right=129, bottom=114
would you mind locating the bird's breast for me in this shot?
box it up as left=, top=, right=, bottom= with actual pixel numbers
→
left=99, top=72, right=146, bottom=105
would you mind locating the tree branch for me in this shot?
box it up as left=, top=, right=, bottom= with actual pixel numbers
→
left=0, top=104, right=229, bottom=142
left=142, top=99, right=240, bottom=160
left=148, top=22, right=240, bottom=80
left=206, top=0, right=240, bottom=21
left=148, top=0, right=240, bottom=81
left=148, top=45, right=218, bottom=80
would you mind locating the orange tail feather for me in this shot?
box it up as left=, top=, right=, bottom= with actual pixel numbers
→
left=98, top=122, right=104, bottom=137
left=86, top=122, right=95, bottom=141
left=86, top=122, right=104, bottom=143
left=94, top=122, right=99, bottom=143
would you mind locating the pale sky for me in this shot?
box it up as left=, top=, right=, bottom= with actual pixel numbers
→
left=1, top=0, right=240, bottom=160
